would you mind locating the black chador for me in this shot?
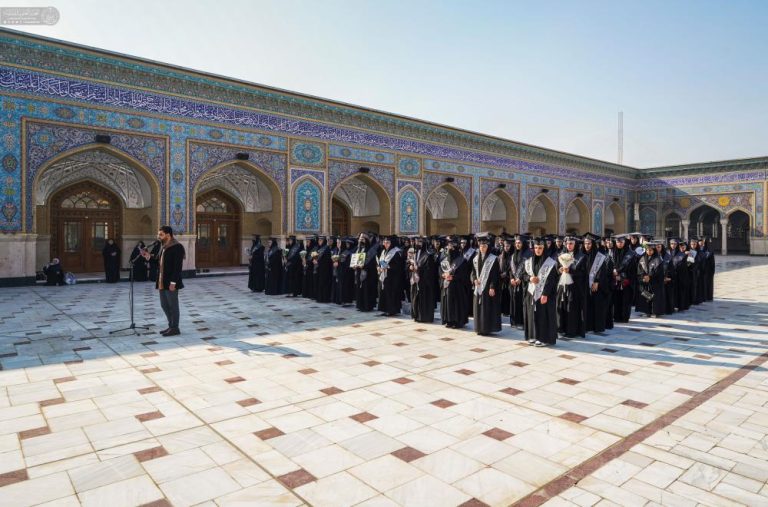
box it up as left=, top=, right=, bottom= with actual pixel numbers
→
left=523, top=244, right=559, bottom=346
left=674, top=243, right=691, bottom=311
left=687, top=240, right=703, bottom=305
left=556, top=243, right=586, bottom=338
left=284, top=236, right=303, bottom=297
left=471, top=242, right=502, bottom=335
left=583, top=240, right=612, bottom=333
left=264, top=239, right=283, bottom=295
left=637, top=245, right=666, bottom=317
left=377, top=237, right=404, bottom=316
left=130, top=241, right=149, bottom=282
left=661, top=243, right=677, bottom=314
left=102, top=239, right=120, bottom=283
left=409, top=239, right=436, bottom=323
left=334, top=239, right=355, bottom=305
left=312, top=237, right=333, bottom=303
left=497, top=240, right=513, bottom=316
left=509, top=238, right=531, bottom=329
left=461, top=238, right=477, bottom=317
left=701, top=239, right=715, bottom=302
left=611, top=238, right=635, bottom=323
left=431, top=237, right=444, bottom=309
left=301, top=237, right=317, bottom=299
left=247, top=237, right=265, bottom=292
left=354, top=235, right=379, bottom=312
left=440, top=240, right=470, bottom=329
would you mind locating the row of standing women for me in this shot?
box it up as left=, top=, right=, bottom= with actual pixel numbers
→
left=247, top=232, right=716, bottom=347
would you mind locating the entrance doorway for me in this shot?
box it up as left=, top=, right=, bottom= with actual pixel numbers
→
left=51, top=182, right=122, bottom=273
left=196, top=190, right=241, bottom=268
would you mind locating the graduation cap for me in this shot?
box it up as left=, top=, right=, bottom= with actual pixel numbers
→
left=531, top=236, right=547, bottom=246
left=446, top=235, right=460, bottom=244
left=583, top=232, right=601, bottom=242
left=475, top=232, right=492, bottom=244
left=502, top=234, right=515, bottom=244
left=668, top=237, right=681, bottom=243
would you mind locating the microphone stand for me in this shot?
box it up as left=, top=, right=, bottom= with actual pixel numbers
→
left=110, top=255, right=152, bottom=336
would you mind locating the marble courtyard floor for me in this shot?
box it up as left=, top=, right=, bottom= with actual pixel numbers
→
left=1, top=256, right=768, bottom=507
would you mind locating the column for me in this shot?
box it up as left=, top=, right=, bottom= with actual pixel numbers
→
left=681, top=220, right=690, bottom=240
left=720, top=219, right=729, bottom=255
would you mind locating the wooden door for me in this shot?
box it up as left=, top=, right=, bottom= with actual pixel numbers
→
left=195, top=191, right=240, bottom=268
left=51, top=183, right=121, bottom=273
left=332, top=199, right=350, bottom=236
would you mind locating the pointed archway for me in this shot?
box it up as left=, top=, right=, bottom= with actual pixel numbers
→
left=426, top=183, right=470, bottom=235
left=689, top=204, right=722, bottom=253
left=195, top=190, right=242, bottom=268
left=331, top=174, right=391, bottom=235
left=565, top=198, right=590, bottom=235
left=481, top=190, right=518, bottom=235
left=50, top=181, right=123, bottom=273
left=605, top=202, right=626, bottom=235
left=727, top=210, right=750, bottom=254
left=664, top=212, right=682, bottom=238
left=527, top=193, right=557, bottom=236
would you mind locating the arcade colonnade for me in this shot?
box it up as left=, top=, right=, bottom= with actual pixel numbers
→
left=0, top=29, right=764, bottom=284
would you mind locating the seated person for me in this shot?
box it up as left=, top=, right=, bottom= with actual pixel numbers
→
left=43, top=258, right=65, bottom=286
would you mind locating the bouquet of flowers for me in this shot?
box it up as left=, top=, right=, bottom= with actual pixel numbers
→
left=686, top=250, right=696, bottom=264
left=331, top=254, right=340, bottom=263
left=299, top=250, right=307, bottom=259
left=311, top=251, right=319, bottom=259
left=558, top=252, right=574, bottom=286
left=283, top=248, right=289, bottom=257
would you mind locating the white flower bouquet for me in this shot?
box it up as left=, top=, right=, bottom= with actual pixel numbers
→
left=558, top=252, right=574, bottom=286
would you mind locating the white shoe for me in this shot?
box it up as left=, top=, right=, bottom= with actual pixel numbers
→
left=534, top=340, right=548, bottom=347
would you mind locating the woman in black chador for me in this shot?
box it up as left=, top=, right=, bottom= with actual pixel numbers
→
left=687, top=237, right=703, bottom=305
left=284, top=235, right=303, bottom=297
left=471, top=233, right=502, bottom=336
left=636, top=241, right=666, bottom=317
left=377, top=236, right=404, bottom=316
left=129, top=241, right=148, bottom=282
left=247, top=235, right=265, bottom=292
left=675, top=241, right=692, bottom=311
left=264, top=237, right=283, bottom=295
left=352, top=233, right=379, bottom=311
left=440, top=236, right=470, bottom=329
left=334, top=237, right=356, bottom=305
left=497, top=236, right=513, bottom=317
left=509, top=235, right=531, bottom=329
left=523, top=237, right=559, bottom=347
left=701, top=237, right=715, bottom=302
left=582, top=234, right=612, bottom=334
left=102, top=238, right=120, bottom=283
left=556, top=236, right=586, bottom=338
left=409, top=237, right=436, bottom=323
left=313, top=236, right=333, bottom=303
left=611, top=235, right=635, bottom=323
left=301, top=236, right=318, bottom=299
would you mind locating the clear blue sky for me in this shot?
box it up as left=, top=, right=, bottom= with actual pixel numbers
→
left=11, top=0, right=768, bottom=167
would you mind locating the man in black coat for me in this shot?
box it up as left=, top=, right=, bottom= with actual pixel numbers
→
left=142, top=226, right=185, bottom=336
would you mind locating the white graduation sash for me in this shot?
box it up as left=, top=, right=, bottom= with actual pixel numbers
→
left=463, top=247, right=476, bottom=261
left=378, top=247, right=401, bottom=282
left=473, top=253, right=497, bottom=297
left=588, top=252, right=607, bottom=287
left=525, top=256, right=556, bottom=302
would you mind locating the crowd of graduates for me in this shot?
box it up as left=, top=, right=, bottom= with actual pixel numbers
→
left=246, top=231, right=716, bottom=347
